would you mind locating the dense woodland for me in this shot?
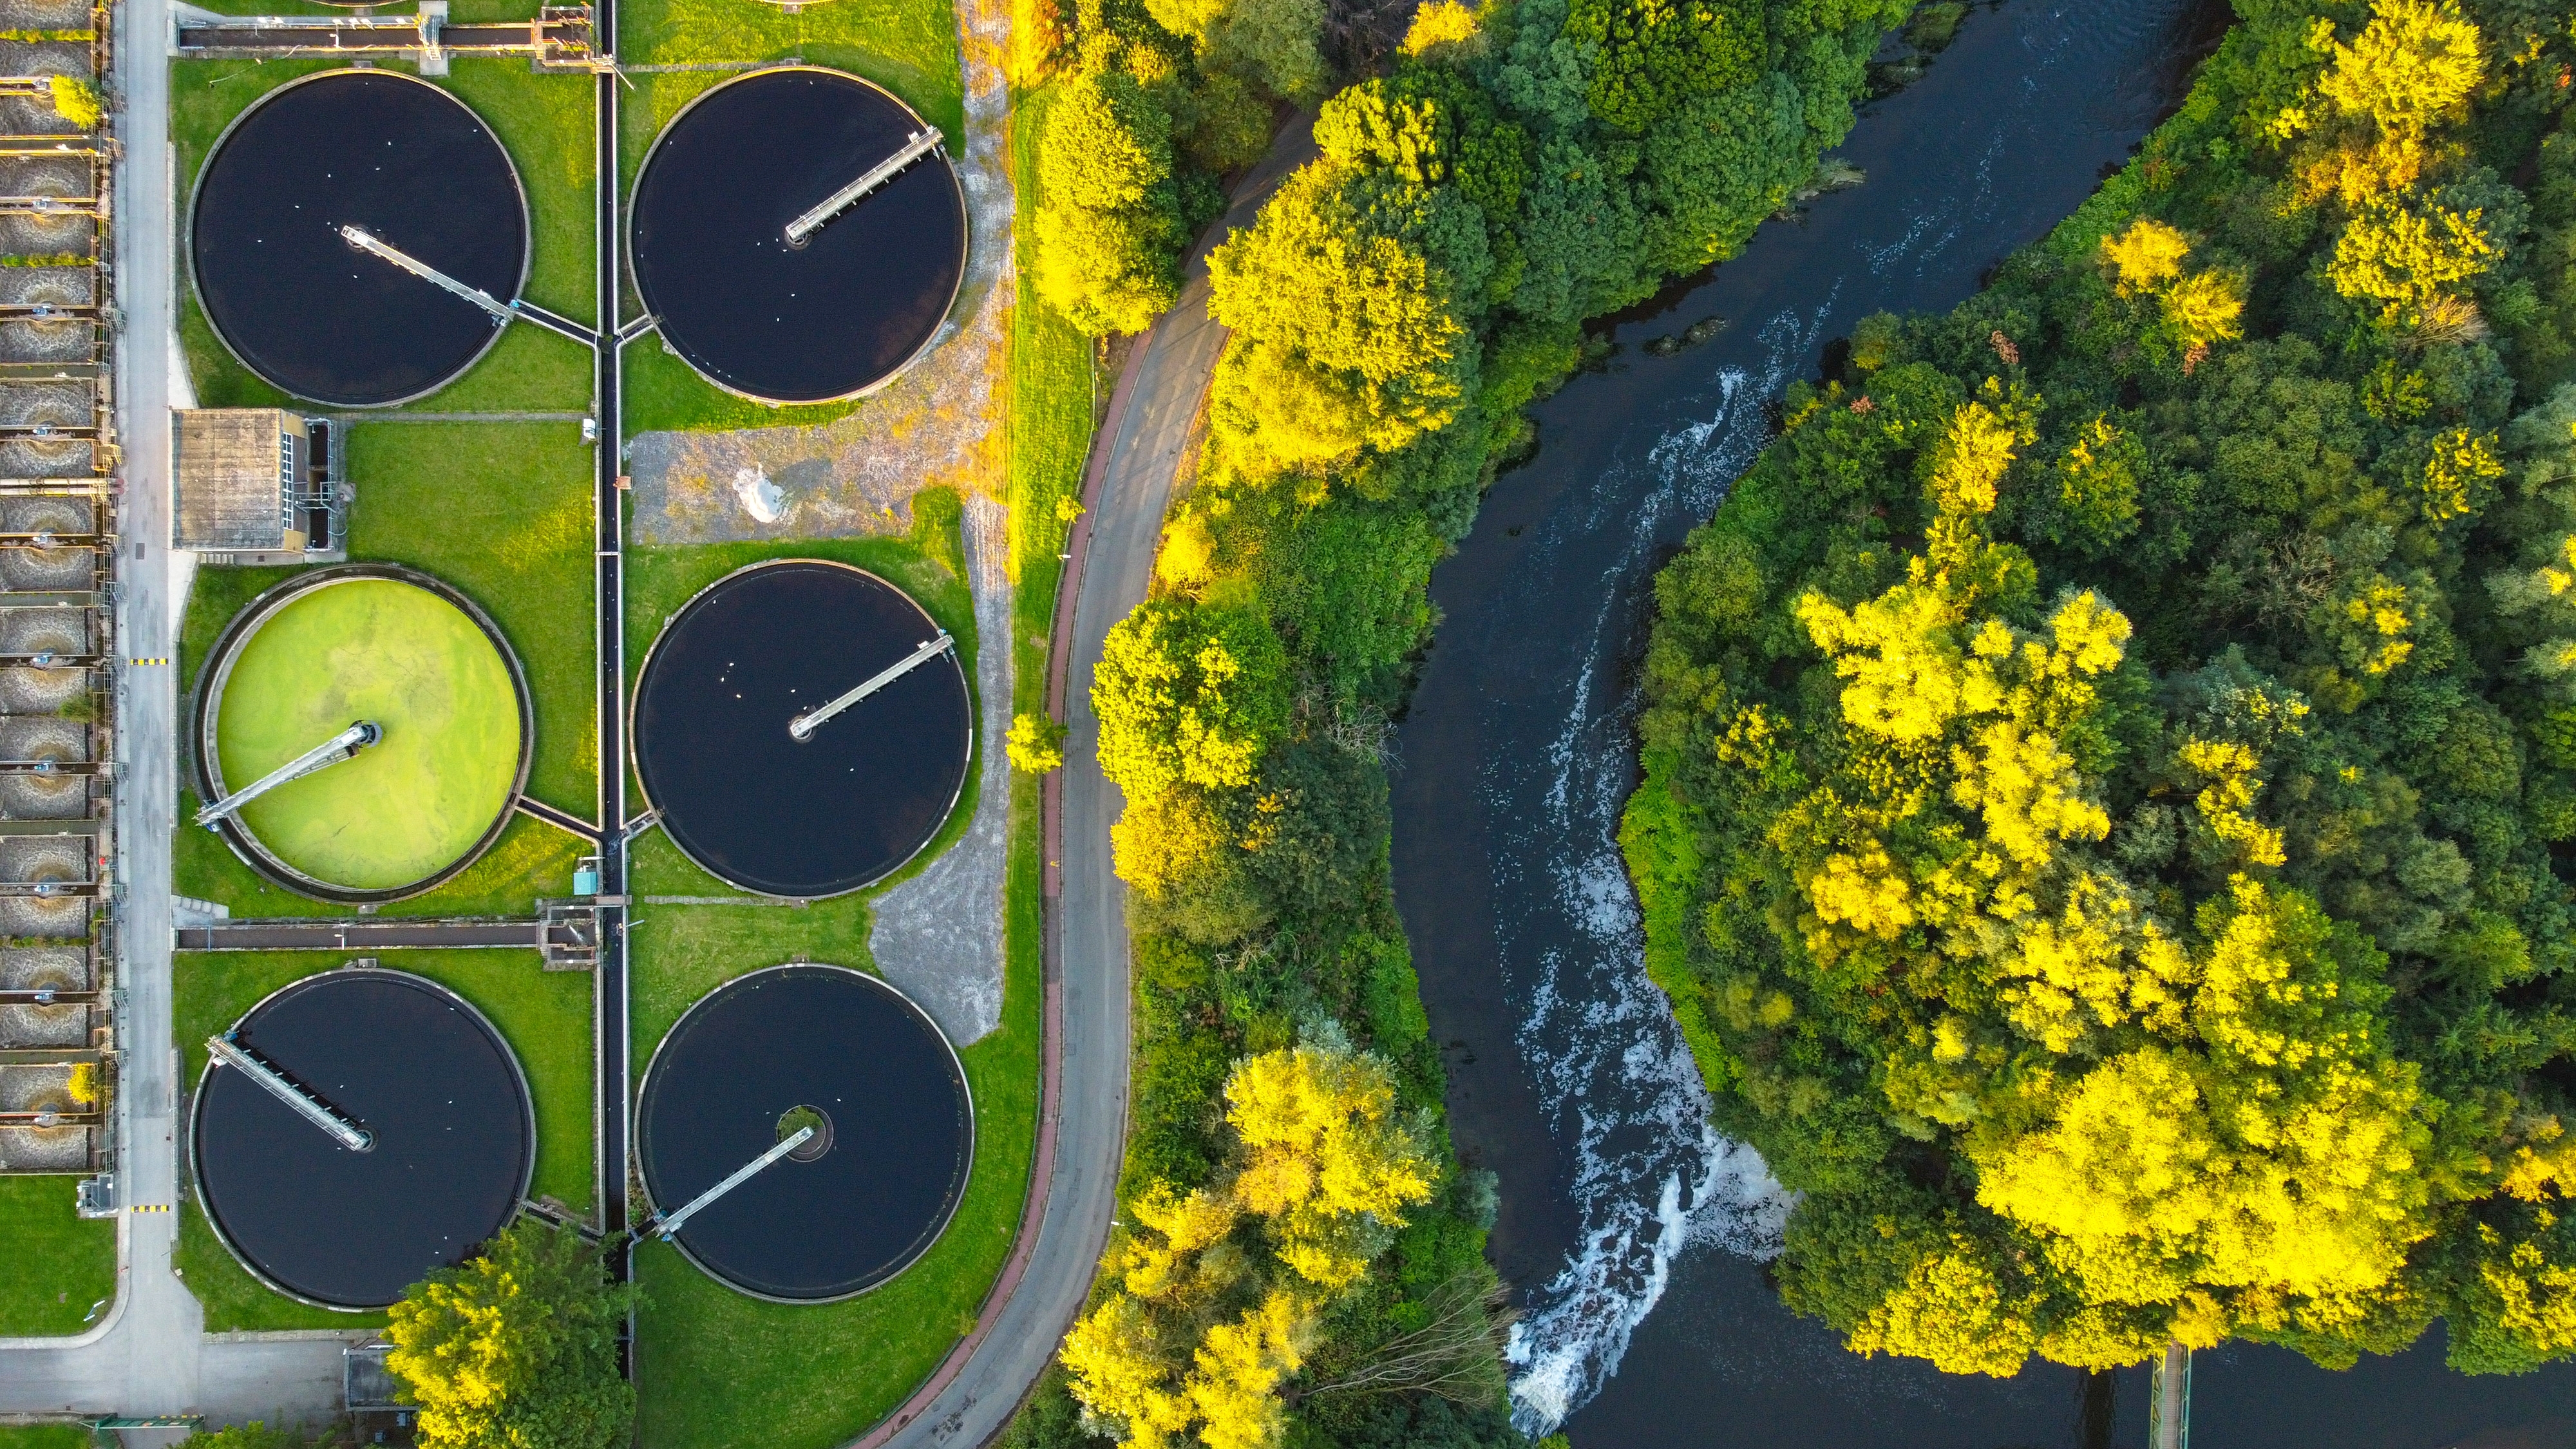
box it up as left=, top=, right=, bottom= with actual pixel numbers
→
left=1005, top=0, right=1921, bottom=1446
left=1627, top=0, right=2576, bottom=1379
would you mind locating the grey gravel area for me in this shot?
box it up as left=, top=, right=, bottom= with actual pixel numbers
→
left=0, top=1059, right=76, bottom=1108
left=0, top=663, right=88, bottom=712
left=1, top=606, right=87, bottom=652
left=625, top=10, right=1021, bottom=551
left=0, top=1122, right=87, bottom=1170
left=870, top=492, right=1010, bottom=1045
left=0, top=0, right=95, bottom=30
left=0, top=267, right=94, bottom=307
left=0, top=377, right=97, bottom=484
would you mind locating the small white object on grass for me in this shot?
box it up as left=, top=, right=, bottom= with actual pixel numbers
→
left=733, top=464, right=784, bottom=524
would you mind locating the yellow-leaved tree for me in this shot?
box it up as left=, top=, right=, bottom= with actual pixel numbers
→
left=1754, top=401, right=2443, bottom=1372
left=2288, top=0, right=2485, bottom=205
left=384, top=1222, right=633, bottom=1449
left=1061, top=1042, right=1435, bottom=1449
left=2097, top=218, right=2244, bottom=369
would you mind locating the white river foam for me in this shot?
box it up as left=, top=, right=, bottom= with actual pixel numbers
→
left=1490, top=302, right=1839, bottom=1435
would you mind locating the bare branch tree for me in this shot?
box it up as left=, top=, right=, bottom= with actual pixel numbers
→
left=1323, top=0, right=1417, bottom=77
left=1301, top=1272, right=1515, bottom=1404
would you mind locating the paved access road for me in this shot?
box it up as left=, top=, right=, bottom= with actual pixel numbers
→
left=855, top=119, right=1317, bottom=1449
left=1, top=5, right=1312, bottom=1425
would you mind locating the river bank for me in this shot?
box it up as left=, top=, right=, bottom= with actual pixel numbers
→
left=1391, top=0, right=2576, bottom=1444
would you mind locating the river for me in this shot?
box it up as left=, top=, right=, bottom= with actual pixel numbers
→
left=1386, top=1, right=2576, bottom=1446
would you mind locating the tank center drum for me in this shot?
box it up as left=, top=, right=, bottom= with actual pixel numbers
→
left=639, top=964, right=972, bottom=1301
left=628, top=66, right=968, bottom=404
left=189, top=70, right=529, bottom=407
left=191, top=969, right=535, bottom=1309
left=632, top=560, right=971, bottom=898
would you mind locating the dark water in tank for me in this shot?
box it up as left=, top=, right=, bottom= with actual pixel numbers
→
left=637, top=965, right=972, bottom=1300
left=193, top=971, right=531, bottom=1308
left=190, top=71, right=526, bottom=407
left=632, top=561, right=972, bottom=898
left=1386, top=1, right=2576, bottom=1444
left=629, top=69, right=968, bottom=404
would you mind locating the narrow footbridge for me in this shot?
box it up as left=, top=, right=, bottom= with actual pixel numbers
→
left=176, top=912, right=603, bottom=964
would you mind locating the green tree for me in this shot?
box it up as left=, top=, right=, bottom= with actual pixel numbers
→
left=1093, top=596, right=1290, bottom=802
left=1206, top=162, right=1486, bottom=470
left=384, top=1221, right=635, bottom=1449
left=1143, top=0, right=1327, bottom=102
left=1034, top=69, right=1186, bottom=335
left=1565, top=0, right=1763, bottom=133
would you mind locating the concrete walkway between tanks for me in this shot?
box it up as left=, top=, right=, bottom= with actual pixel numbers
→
left=848, top=113, right=1317, bottom=1449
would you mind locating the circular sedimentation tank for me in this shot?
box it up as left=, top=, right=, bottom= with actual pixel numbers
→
left=638, top=964, right=972, bottom=1301
left=190, top=70, right=529, bottom=406
left=629, top=67, right=967, bottom=404
left=632, top=560, right=971, bottom=899
left=191, top=969, right=535, bottom=1309
left=193, top=565, right=531, bottom=903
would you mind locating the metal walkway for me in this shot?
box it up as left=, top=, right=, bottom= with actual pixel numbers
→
left=174, top=915, right=593, bottom=953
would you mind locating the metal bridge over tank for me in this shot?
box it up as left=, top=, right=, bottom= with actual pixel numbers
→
left=207, top=1031, right=374, bottom=1151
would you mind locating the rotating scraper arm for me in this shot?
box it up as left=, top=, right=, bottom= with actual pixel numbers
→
left=339, top=225, right=515, bottom=321
left=782, top=129, right=943, bottom=247
left=206, top=1034, right=374, bottom=1151
left=196, top=721, right=380, bottom=828
left=787, top=633, right=954, bottom=741
left=647, top=1125, right=815, bottom=1239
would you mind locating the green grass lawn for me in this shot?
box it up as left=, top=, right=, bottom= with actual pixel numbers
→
left=214, top=578, right=521, bottom=890
left=1007, top=80, right=1091, bottom=696
left=172, top=947, right=595, bottom=1331
left=0, top=1176, right=115, bottom=1336
left=0, top=1427, right=94, bottom=1449
left=345, top=423, right=598, bottom=815
left=176, top=800, right=589, bottom=920
left=171, top=57, right=595, bottom=413
left=613, top=0, right=961, bottom=433
left=625, top=521, right=1038, bottom=1449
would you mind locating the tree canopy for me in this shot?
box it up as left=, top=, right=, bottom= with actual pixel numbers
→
left=384, top=1221, right=636, bottom=1449
left=1628, top=0, right=2576, bottom=1379
left=1034, top=0, right=1961, bottom=1442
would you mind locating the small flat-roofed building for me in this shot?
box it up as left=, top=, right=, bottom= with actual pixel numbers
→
left=173, top=408, right=347, bottom=565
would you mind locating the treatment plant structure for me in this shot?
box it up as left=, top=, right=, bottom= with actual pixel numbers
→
left=0, top=0, right=126, bottom=1220
left=0, top=0, right=1146, bottom=1439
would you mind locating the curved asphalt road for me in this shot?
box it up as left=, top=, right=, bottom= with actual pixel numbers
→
left=0, top=8, right=1308, bottom=1425
left=857, top=122, right=1316, bottom=1449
